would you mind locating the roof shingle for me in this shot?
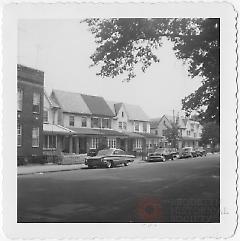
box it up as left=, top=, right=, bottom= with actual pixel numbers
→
left=51, top=89, right=91, bottom=114
left=81, top=94, right=114, bottom=117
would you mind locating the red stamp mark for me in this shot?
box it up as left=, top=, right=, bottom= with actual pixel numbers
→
left=137, top=197, right=162, bottom=222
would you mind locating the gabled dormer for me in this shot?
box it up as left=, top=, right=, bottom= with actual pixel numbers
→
left=43, top=91, right=60, bottom=124
left=114, top=103, right=129, bottom=131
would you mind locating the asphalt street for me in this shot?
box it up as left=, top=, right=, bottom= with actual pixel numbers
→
left=17, top=154, right=220, bottom=223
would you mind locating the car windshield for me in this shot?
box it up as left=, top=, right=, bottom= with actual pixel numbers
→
left=97, top=149, right=114, bottom=156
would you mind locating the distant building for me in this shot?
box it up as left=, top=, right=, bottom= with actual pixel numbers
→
left=150, top=115, right=173, bottom=147
left=177, top=117, right=202, bottom=149
left=17, top=64, right=44, bottom=163
left=150, top=115, right=202, bottom=150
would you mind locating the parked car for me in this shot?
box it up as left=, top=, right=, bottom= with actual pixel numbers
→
left=85, top=148, right=135, bottom=168
left=194, top=147, right=207, bottom=157
left=145, top=152, right=166, bottom=162
left=168, top=148, right=180, bottom=159
left=87, top=148, right=98, bottom=157
left=154, top=148, right=175, bottom=160
left=180, top=147, right=197, bottom=159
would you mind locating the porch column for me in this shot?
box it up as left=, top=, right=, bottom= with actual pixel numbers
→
left=125, top=139, right=128, bottom=152
left=75, top=137, right=79, bottom=154
left=69, top=136, right=73, bottom=154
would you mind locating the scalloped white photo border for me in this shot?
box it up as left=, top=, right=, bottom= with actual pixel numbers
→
left=2, top=1, right=238, bottom=239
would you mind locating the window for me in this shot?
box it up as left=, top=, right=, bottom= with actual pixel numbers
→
left=107, top=138, right=116, bottom=148
left=32, top=127, right=39, bottom=147
left=143, top=122, right=147, bottom=133
left=43, top=135, right=57, bottom=149
left=17, top=123, right=22, bottom=146
left=69, top=115, right=75, bottom=126
left=91, top=138, right=99, bottom=149
left=134, top=122, right=139, bottom=132
left=91, top=117, right=101, bottom=128
left=187, top=130, right=191, bottom=136
left=17, top=88, right=23, bottom=111
left=123, top=122, right=127, bottom=130
left=155, top=130, right=158, bottom=135
left=122, top=112, right=124, bottom=117
left=119, top=121, right=122, bottom=129
left=114, top=149, right=125, bottom=155
left=43, top=110, right=49, bottom=123
left=82, top=117, right=87, bottom=127
left=135, top=139, right=142, bottom=148
left=33, top=92, right=40, bottom=113
left=102, top=118, right=111, bottom=129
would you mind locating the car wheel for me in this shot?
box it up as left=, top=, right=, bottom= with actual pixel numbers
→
left=162, top=157, right=166, bottom=162
left=106, top=161, right=112, bottom=168
left=124, top=162, right=129, bottom=166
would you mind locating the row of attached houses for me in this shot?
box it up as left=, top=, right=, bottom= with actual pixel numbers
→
left=42, top=89, right=160, bottom=157
left=17, top=64, right=203, bottom=163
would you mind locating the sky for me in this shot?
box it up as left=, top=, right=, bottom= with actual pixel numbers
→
left=18, top=19, right=202, bottom=118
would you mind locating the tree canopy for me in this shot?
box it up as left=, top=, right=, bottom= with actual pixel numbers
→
left=84, top=18, right=220, bottom=124
left=200, top=122, right=220, bottom=146
left=163, top=122, right=179, bottom=149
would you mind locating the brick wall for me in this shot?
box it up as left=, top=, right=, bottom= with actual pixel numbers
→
left=17, top=65, right=44, bottom=161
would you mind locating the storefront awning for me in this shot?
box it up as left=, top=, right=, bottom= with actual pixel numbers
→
left=43, top=123, right=74, bottom=135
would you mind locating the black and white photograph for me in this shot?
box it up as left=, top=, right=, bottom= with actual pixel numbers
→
left=2, top=1, right=237, bottom=239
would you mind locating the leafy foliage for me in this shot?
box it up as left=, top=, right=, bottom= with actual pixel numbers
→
left=163, top=122, right=180, bottom=148
left=84, top=18, right=220, bottom=123
left=200, top=122, right=220, bottom=146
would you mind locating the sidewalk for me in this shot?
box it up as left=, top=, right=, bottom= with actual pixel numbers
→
left=17, top=163, right=85, bottom=176
left=17, top=157, right=145, bottom=176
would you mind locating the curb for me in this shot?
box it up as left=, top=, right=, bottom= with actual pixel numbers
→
left=17, top=165, right=85, bottom=176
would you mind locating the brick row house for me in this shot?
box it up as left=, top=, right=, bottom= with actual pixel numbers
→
left=17, top=65, right=44, bottom=163
left=150, top=115, right=202, bottom=150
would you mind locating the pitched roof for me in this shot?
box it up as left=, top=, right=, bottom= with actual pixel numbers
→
left=51, top=89, right=91, bottom=114
left=43, top=123, right=74, bottom=134
left=44, top=90, right=59, bottom=108
left=124, top=103, right=149, bottom=121
left=165, top=115, right=176, bottom=123
left=114, top=103, right=123, bottom=115
left=81, top=94, right=114, bottom=117
left=150, top=117, right=162, bottom=129
left=106, top=100, right=117, bottom=115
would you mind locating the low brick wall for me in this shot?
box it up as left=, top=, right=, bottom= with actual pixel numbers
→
left=60, top=153, right=87, bottom=165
